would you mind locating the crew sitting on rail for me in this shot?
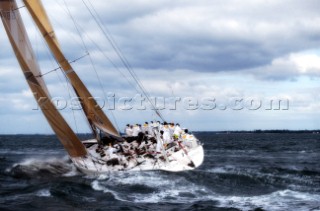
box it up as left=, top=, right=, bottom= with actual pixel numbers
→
left=120, top=121, right=195, bottom=155
left=173, top=123, right=182, bottom=138
left=107, top=143, right=118, bottom=158
left=181, top=129, right=195, bottom=148
left=169, top=122, right=175, bottom=136
left=142, top=122, right=149, bottom=133
left=97, top=122, right=198, bottom=170
left=125, top=124, right=133, bottom=136
left=132, top=124, right=141, bottom=136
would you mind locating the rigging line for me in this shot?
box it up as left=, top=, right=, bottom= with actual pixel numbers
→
left=85, top=34, right=139, bottom=92
left=62, top=0, right=121, bottom=133
left=1, top=7, right=47, bottom=80
left=34, top=53, right=89, bottom=78
left=62, top=0, right=115, bottom=120
left=58, top=0, right=136, bottom=92
left=81, top=2, right=147, bottom=98
left=79, top=1, right=138, bottom=90
left=69, top=52, right=89, bottom=63
left=58, top=4, right=148, bottom=120
left=84, top=0, right=155, bottom=105
left=61, top=65, right=94, bottom=135
left=88, top=54, right=123, bottom=133
left=12, top=5, right=25, bottom=11
left=65, top=72, right=80, bottom=134
left=25, top=3, right=70, bottom=94
left=35, top=68, right=59, bottom=77
left=59, top=0, right=87, bottom=52
left=49, top=43, right=91, bottom=134
left=6, top=5, right=81, bottom=134
left=70, top=17, right=140, bottom=93
left=40, top=59, right=82, bottom=134
left=83, top=0, right=165, bottom=121
left=50, top=1, right=88, bottom=53
left=84, top=0, right=145, bottom=91
left=56, top=0, right=141, bottom=96
left=18, top=2, right=82, bottom=134
left=41, top=2, right=92, bottom=134
left=36, top=27, right=83, bottom=134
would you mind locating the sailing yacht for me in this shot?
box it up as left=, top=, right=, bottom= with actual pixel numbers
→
left=0, top=0, right=204, bottom=173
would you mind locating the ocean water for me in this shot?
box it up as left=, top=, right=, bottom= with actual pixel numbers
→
left=0, top=133, right=319, bottom=211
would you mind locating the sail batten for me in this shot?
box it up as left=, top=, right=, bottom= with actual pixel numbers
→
left=23, top=0, right=120, bottom=138
left=0, top=0, right=87, bottom=157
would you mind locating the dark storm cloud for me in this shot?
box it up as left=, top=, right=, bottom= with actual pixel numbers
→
left=33, top=0, right=319, bottom=77
left=123, top=38, right=271, bottom=71
left=86, top=0, right=320, bottom=73
left=2, top=0, right=320, bottom=88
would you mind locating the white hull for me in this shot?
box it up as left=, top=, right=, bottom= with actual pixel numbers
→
left=71, top=139, right=204, bottom=174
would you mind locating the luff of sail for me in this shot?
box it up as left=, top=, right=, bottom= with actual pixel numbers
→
left=23, top=0, right=120, bottom=138
left=0, top=0, right=87, bottom=157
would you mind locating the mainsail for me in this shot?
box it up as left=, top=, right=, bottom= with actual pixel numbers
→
left=23, top=0, right=120, bottom=138
left=0, top=0, right=87, bottom=157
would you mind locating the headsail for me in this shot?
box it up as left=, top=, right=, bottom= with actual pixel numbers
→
left=0, top=0, right=87, bottom=157
left=23, top=0, right=120, bottom=138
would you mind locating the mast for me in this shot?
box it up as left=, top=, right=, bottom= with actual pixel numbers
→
left=23, top=0, right=120, bottom=138
left=0, top=0, right=87, bottom=157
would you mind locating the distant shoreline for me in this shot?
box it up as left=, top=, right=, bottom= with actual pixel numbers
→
left=0, top=130, right=320, bottom=136
left=195, top=130, right=320, bottom=134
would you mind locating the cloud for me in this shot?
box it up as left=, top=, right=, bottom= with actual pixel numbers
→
left=249, top=52, right=320, bottom=81
left=87, top=0, right=320, bottom=72
left=1, top=0, right=320, bottom=133
left=23, top=0, right=319, bottom=74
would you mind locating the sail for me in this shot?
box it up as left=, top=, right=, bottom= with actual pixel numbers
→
left=0, top=0, right=87, bottom=157
left=23, top=0, right=120, bottom=138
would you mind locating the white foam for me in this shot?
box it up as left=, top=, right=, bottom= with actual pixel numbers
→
left=62, top=165, right=80, bottom=177
left=91, top=180, right=105, bottom=192
left=36, top=189, right=51, bottom=197
left=91, top=180, right=127, bottom=202
left=215, top=189, right=320, bottom=211
left=110, top=172, right=174, bottom=187
left=132, top=188, right=320, bottom=210
left=207, top=166, right=316, bottom=188
left=207, top=166, right=235, bottom=174
left=90, top=171, right=208, bottom=203
left=0, top=149, right=63, bottom=155
left=8, top=156, right=80, bottom=177
left=89, top=171, right=320, bottom=210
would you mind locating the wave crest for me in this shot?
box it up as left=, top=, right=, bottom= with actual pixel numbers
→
left=6, top=157, right=79, bottom=179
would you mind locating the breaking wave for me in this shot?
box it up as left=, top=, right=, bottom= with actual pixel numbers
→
left=89, top=170, right=320, bottom=211
left=6, top=156, right=79, bottom=179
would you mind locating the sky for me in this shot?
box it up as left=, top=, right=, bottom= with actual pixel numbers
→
left=1, top=0, right=320, bottom=134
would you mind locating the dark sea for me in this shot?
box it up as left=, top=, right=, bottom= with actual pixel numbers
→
left=0, top=133, right=319, bottom=211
